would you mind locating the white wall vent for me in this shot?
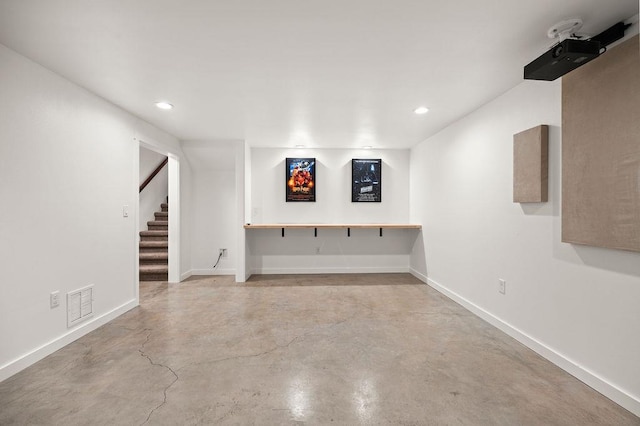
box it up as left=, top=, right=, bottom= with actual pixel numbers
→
left=67, top=285, right=94, bottom=328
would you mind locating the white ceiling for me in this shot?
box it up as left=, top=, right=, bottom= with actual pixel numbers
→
left=0, top=1, right=637, bottom=149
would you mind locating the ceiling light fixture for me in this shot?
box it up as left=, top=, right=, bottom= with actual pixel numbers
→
left=414, top=106, right=429, bottom=115
left=155, top=102, right=173, bottom=110
left=362, top=146, right=373, bottom=149
left=295, top=144, right=305, bottom=148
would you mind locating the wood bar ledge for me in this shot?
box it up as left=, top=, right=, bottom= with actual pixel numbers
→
left=244, top=223, right=421, bottom=229
left=245, top=223, right=421, bottom=237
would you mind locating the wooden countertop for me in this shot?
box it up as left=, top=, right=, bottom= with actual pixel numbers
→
left=244, top=223, right=421, bottom=229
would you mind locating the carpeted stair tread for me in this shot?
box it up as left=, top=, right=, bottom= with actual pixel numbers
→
left=140, top=200, right=169, bottom=280
left=140, top=264, right=168, bottom=273
left=147, top=221, right=168, bottom=230
left=140, top=230, right=168, bottom=237
left=140, top=241, right=168, bottom=248
left=140, top=252, right=168, bottom=260
left=147, top=221, right=168, bottom=226
left=140, top=230, right=168, bottom=241
left=140, top=274, right=168, bottom=282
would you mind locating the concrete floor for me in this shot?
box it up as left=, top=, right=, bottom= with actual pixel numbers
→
left=1, top=274, right=638, bottom=425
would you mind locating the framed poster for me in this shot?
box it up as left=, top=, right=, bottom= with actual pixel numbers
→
left=352, top=159, right=381, bottom=202
left=286, top=158, right=316, bottom=202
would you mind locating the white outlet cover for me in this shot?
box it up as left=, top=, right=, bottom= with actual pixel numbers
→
left=50, top=291, right=60, bottom=308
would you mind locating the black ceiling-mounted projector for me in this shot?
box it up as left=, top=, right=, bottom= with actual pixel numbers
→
left=524, top=39, right=601, bottom=81
left=524, top=20, right=631, bottom=81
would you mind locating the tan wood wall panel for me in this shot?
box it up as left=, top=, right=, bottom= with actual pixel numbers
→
left=513, top=125, right=549, bottom=203
left=562, top=35, right=640, bottom=252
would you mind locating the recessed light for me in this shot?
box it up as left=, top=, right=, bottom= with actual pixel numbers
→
left=155, top=102, right=173, bottom=110
left=362, top=146, right=373, bottom=149
left=414, top=106, right=429, bottom=115
left=295, top=144, right=305, bottom=148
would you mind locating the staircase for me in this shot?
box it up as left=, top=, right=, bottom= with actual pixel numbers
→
left=139, top=201, right=168, bottom=281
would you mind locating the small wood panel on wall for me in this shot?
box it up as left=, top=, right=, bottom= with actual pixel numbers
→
left=562, top=35, right=640, bottom=252
left=513, top=125, right=548, bottom=203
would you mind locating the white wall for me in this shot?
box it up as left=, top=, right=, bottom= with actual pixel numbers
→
left=139, top=147, right=166, bottom=182
left=248, top=148, right=417, bottom=274
left=180, top=158, right=193, bottom=281
left=138, top=147, right=167, bottom=232
left=182, top=140, right=238, bottom=276
left=189, top=170, right=237, bottom=275
left=410, top=79, right=640, bottom=415
left=0, top=43, right=187, bottom=381
left=237, top=142, right=250, bottom=282
left=251, top=148, right=409, bottom=224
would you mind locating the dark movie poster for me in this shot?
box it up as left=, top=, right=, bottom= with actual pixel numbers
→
left=352, top=159, right=381, bottom=202
left=286, top=158, right=316, bottom=202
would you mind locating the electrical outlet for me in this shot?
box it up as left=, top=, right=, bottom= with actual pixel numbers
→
left=219, top=248, right=228, bottom=258
left=499, top=279, right=506, bottom=295
left=50, top=291, right=60, bottom=308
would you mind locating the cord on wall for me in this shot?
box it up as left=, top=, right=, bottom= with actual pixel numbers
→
left=213, top=250, right=223, bottom=269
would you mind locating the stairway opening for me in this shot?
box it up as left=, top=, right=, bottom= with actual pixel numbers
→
left=138, top=146, right=169, bottom=282
left=139, top=199, right=169, bottom=281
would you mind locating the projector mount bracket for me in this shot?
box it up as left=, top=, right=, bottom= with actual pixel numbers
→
left=547, top=18, right=584, bottom=42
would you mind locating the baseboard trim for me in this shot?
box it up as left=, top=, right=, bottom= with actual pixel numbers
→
left=0, top=299, right=138, bottom=382
left=180, top=270, right=193, bottom=281
left=191, top=268, right=235, bottom=276
left=251, top=266, right=410, bottom=275
left=409, top=269, right=640, bottom=417
left=409, top=267, right=428, bottom=284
